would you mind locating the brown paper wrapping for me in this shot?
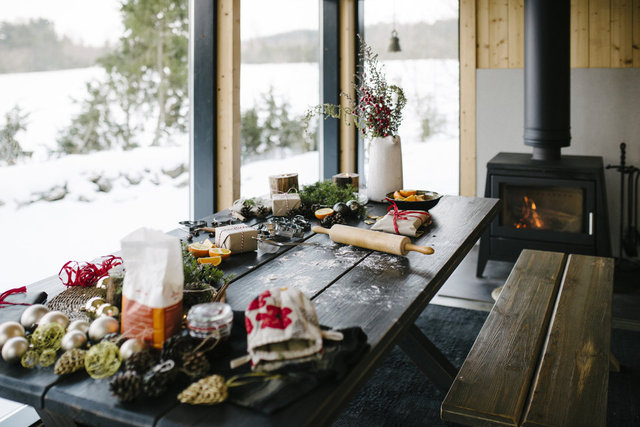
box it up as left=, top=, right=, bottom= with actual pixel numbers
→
left=271, top=193, right=301, bottom=216
left=215, top=224, right=258, bottom=253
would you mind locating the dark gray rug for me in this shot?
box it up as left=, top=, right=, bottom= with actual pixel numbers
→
left=334, top=304, right=640, bottom=426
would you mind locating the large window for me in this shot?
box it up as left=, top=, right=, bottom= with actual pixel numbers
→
left=0, top=1, right=189, bottom=293
left=364, top=0, right=459, bottom=195
left=239, top=0, right=320, bottom=197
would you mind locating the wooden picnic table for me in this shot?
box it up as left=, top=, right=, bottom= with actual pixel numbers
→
left=0, top=195, right=500, bottom=426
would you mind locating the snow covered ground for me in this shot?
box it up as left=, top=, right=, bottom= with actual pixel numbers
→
left=0, top=59, right=458, bottom=292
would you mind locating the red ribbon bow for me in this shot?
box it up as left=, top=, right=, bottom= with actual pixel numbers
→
left=385, top=198, right=431, bottom=235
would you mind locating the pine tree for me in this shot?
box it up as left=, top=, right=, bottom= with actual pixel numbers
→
left=0, top=106, right=30, bottom=165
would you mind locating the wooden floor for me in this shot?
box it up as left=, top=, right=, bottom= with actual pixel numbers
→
left=433, top=245, right=640, bottom=331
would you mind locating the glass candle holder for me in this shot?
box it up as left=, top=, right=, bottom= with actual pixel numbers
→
left=186, top=302, right=233, bottom=340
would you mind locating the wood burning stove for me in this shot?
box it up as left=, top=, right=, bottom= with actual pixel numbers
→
left=477, top=153, right=610, bottom=277
left=477, top=0, right=612, bottom=276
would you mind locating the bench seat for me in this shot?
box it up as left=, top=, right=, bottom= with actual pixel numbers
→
left=441, top=249, right=613, bottom=427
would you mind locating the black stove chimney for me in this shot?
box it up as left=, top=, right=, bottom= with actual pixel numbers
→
left=524, top=0, right=571, bottom=161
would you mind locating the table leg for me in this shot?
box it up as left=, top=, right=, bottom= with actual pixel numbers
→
left=398, top=323, right=457, bottom=392
left=35, top=408, right=80, bottom=427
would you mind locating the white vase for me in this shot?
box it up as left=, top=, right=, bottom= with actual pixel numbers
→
left=366, top=135, right=403, bottom=202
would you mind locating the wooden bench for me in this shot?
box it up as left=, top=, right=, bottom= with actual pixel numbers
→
left=441, top=249, right=614, bottom=427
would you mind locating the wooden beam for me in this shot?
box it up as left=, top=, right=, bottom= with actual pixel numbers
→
left=611, top=0, right=634, bottom=67
left=339, top=0, right=357, bottom=174
left=216, top=0, right=241, bottom=210
left=589, top=0, right=612, bottom=67
left=508, top=0, right=524, bottom=68
left=572, top=0, right=591, bottom=67
left=460, top=0, right=477, bottom=196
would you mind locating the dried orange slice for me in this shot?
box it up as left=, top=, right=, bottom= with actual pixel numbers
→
left=393, top=191, right=403, bottom=200
left=197, top=256, right=222, bottom=266
left=314, top=207, right=334, bottom=220
left=403, top=195, right=418, bottom=202
left=399, top=189, right=417, bottom=197
left=209, top=247, right=231, bottom=260
left=188, top=240, right=214, bottom=258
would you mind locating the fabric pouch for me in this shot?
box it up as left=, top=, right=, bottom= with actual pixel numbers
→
left=240, top=287, right=342, bottom=371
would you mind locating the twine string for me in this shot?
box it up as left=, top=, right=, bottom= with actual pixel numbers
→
left=385, top=199, right=430, bottom=235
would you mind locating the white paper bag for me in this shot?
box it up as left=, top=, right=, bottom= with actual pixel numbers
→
left=120, top=227, right=183, bottom=349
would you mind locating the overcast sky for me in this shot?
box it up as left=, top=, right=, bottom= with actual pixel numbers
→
left=1, top=0, right=457, bottom=46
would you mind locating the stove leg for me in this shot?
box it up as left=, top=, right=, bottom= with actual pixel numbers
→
left=476, top=230, right=490, bottom=277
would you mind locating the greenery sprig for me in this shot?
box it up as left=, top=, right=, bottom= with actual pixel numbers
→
left=304, top=36, right=407, bottom=139
left=181, top=243, right=233, bottom=287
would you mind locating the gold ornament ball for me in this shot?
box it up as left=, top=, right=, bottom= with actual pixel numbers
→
left=96, top=304, right=119, bottom=318
left=119, top=338, right=146, bottom=360
left=38, top=311, right=70, bottom=329
left=0, top=321, right=26, bottom=350
left=84, top=341, right=121, bottom=379
left=67, top=320, right=90, bottom=334
left=84, top=297, right=106, bottom=314
left=61, top=330, right=88, bottom=351
left=2, top=336, right=29, bottom=364
left=20, top=304, right=50, bottom=330
left=88, top=317, right=120, bottom=342
left=96, top=276, right=110, bottom=289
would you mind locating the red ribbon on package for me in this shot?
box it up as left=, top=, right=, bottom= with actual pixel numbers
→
left=385, top=199, right=431, bottom=235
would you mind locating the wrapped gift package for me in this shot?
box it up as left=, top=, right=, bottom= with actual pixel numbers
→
left=371, top=209, right=431, bottom=237
left=271, top=193, right=301, bottom=216
left=215, top=224, right=258, bottom=253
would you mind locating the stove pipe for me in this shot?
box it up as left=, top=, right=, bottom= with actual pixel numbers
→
left=524, top=0, right=571, bottom=161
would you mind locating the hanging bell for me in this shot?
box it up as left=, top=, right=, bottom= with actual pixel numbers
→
left=388, top=30, right=401, bottom=53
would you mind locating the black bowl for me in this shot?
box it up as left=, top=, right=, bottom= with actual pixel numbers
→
left=385, top=190, right=442, bottom=211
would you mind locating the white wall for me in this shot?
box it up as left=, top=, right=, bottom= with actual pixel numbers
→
left=476, top=68, right=640, bottom=256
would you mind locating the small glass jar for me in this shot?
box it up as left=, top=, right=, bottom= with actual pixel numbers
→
left=186, top=302, right=233, bottom=340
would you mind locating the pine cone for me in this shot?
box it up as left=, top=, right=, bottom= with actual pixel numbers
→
left=54, top=349, right=87, bottom=375
left=255, top=205, right=270, bottom=219
left=143, top=360, right=177, bottom=398
left=182, top=352, right=210, bottom=379
left=178, top=374, right=228, bottom=405
left=320, top=215, right=335, bottom=228
left=125, top=350, right=155, bottom=374
left=109, top=370, right=142, bottom=403
left=161, top=333, right=196, bottom=366
left=240, top=205, right=253, bottom=219
left=333, top=212, right=345, bottom=225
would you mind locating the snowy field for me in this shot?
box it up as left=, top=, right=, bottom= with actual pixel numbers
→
left=0, top=60, right=458, bottom=291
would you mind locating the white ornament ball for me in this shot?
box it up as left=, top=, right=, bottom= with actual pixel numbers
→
left=61, top=330, right=88, bottom=351
left=96, top=304, right=119, bottom=318
left=88, top=316, right=120, bottom=342
left=38, top=311, right=70, bottom=329
left=20, top=304, right=50, bottom=329
left=119, top=338, right=146, bottom=360
left=1, top=336, right=29, bottom=364
left=67, top=320, right=90, bottom=334
left=0, top=322, right=25, bottom=350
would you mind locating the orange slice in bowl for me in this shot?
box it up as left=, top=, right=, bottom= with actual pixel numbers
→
left=197, top=256, right=222, bottom=266
left=209, top=247, right=231, bottom=260
left=188, top=240, right=214, bottom=258
left=399, top=189, right=417, bottom=197
left=314, top=207, right=334, bottom=220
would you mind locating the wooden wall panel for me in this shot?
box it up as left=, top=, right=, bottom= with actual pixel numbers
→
left=635, top=0, right=640, bottom=66
left=473, top=0, right=640, bottom=69
left=489, top=0, right=509, bottom=67
left=477, top=0, right=490, bottom=68
left=508, top=0, right=524, bottom=68
left=460, top=0, right=477, bottom=197
left=589, top=0, right=612, bottom=67
left=572, top=0, right=591, bottom=67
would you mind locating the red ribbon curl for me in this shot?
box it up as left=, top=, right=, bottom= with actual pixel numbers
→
left=58, top=255, right=123, bottom=287
left=0, top=286, right=30, bottom=306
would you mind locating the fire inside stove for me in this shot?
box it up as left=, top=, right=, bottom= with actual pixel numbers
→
left=502, top=185, right=584, bottom=233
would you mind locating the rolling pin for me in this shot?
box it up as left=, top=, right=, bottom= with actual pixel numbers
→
left=312, top=224, right=434, bottom=256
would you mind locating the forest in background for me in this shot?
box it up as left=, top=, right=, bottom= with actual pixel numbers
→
left=0, top=19, right=106, bottom=73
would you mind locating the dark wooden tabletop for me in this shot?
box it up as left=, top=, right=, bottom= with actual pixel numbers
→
left=0, top=196, right=500, bottom=427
